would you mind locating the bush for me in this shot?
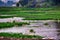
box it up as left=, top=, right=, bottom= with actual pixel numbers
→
left=44, top=23, right=49, bottom=25
left=30, top=29, right=35, bottom=33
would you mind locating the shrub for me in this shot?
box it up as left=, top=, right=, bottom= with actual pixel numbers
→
left=44, top=23, right=49, bottom=26
left=30, top=29, right=35, bottom=33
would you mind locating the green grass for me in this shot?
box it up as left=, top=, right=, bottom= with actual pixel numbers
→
left=0, top=33, right=43, bottom=38
left=0, top=22, right=14, bottom=29
left=0, top=7, right=60, bottom=20
left=0, top=22, right=30, bottom=29
left=0, top=16, right=14, bottom=18
left=0, top=7, right=58, bottom=11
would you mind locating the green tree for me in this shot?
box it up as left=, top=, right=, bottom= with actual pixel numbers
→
left=16, top=0, right=21, bottom=7
left=16, top=2, right=19, bottom=7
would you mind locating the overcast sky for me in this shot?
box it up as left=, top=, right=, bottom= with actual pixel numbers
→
left=1, top=0, right=19, bottom=2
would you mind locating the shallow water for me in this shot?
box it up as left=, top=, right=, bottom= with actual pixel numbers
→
left=0, top=19, right=59, bottom=39
left=0, top=17, right=24, bottom=22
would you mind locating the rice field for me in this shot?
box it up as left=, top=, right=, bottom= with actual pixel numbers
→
left=0, top=7, right=60, bottom=39
left=0, top=7, right=60, bottom=20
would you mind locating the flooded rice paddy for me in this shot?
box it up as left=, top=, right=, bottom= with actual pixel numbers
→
left=0, top=17, right=60, bottom=39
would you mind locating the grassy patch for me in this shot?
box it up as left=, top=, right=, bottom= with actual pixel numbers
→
left=0, top=22, right=30, bottom=29
left=0, top=7, right=57, bottom=11
left=0, top=7, right=60, bottom=20
left=0, top=22, right=14, bottom=29
left=0, top=16, right=14, bottom=18
left=0, top=33, right=44, bottom=38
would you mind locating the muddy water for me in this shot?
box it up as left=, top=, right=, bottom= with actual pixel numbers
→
left=0, top=17, right=24, bottom=22
left=55, top=22, right=60, bottom=39
left=0, top=19, right=59, bottom=39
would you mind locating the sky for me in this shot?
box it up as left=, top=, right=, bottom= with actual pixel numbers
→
left=1, top=0, right=19, bottom=2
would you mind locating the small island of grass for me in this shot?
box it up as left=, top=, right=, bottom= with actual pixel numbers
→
left=0, top=33, right=44, bottom=39
left=0, top=22, right=30, bottom=29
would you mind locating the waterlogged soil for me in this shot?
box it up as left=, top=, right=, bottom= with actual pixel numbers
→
left=0, top=17, right=60, bottom=39
left=0, top=37, right=54, bottom=40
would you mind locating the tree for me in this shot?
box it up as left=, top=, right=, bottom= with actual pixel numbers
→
left=16, top=0, right=28, bottom=7
left=16, top=0, right=36, bottom=7
left=16, top=2, right=19, bottom=7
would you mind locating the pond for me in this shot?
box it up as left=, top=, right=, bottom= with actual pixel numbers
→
left=0, top=18, right=60, bottom=39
